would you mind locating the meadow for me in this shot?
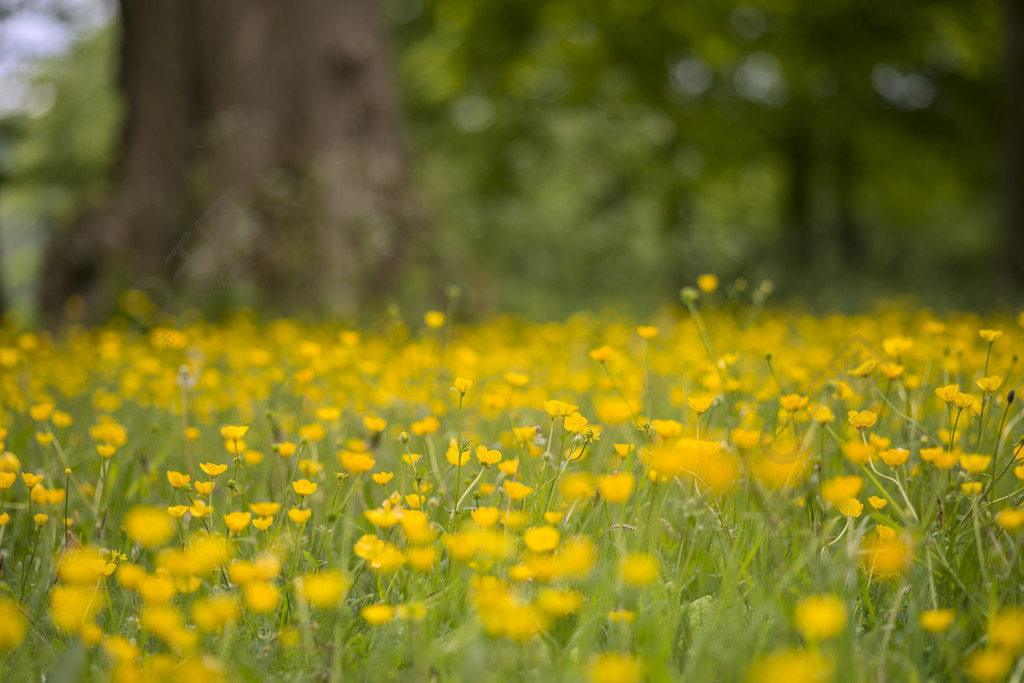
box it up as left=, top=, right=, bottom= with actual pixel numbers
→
left=1, top=279, right=1023, bottom=682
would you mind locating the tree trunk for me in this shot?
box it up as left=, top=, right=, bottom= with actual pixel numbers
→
left=835, top=139, right=862, bottom=269
left=40, top=0, right=415, bottom=327
left=1003, top=0, right=1024, bottom=288
left=782, top=122, right=814, bottom=268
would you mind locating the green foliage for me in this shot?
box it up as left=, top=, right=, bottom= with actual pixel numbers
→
left=392, top=0, right=1006, bottom=313
left=0, top=24, right=121, bottom=311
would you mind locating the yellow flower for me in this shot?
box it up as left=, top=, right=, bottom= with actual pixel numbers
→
left=922, top=446, right=958, bottom=470
left=868, top=496, right=887, bottom=510
left=497, top=460, right=519, bottom=476
left=995, top=508, right=1024, bottom=531
left=194, top=481, right=214, bottom=496
left=523, top=526, right=560, bottom=553
left=619, top=553, right=659, bottom=586
left=847, top=410, right=877, bottom=431
left=589, top=345, right=614, bottom=362
left=650, top=419, right=682, bottom=439
left=0, top=472, right=15, bottom=489
left=880, top=448, right=909, bottom=467
left=965, top=649, right=1012, bottom=682
left=697, top=273, right=718, bottom=293
left=495, top=479, right=529, bottom=502
left=471, top=507, right=501, bottom=528
left=125, top=506, right=176, bottom=548
left=34, top=513, right=48, bottom=526
left=223, top=512, right=252, bottom=533
left=794, top=594, right=846, bottom=641
left=49, top=586, right=104, bottom=634
left=192, top=595, right=240, bottom=632
left=935, top=384, right=960, bottom=403
left=300, top=571, right=349, bottom=609
left=445, top=440, right=470, bottom=466
left=504, top=372, right=530, bottom=387
left=423, top=310, right=446, bottom=329
left=21, top=472, right=43, bottom=489
left=977, top=376, right=1003, bottom=393
left=371, top=471, right=394, bottom=486
left=52, top=411, right=72, bottom=428
left=29, top=402, right=54, bottom=421
left=989, top=608, right=1024, bottom=652
left=199, top=462, right=227, bottom=478
left=244, top=582, right=280, bottom=613
left=406, top=546, right=438, bottom=572
left=959, top=454, right=991, bottom=474
left=954, top=392, right=975, bottom=409
left=780, top=394, right=809, bottom=412
left=252, top=516, right=273, bottom=531
left=475, top=446, right=502, bottom=467
left=0, top=597, right=27, bottom=651
left=812, top=406, right=835, bottom=424
left=411, top=417, right=441, bottom=435
left=340, top=450, right=376, bottom=474
left=587, top=652, right=643, bottom=683
left=958, top=481, right=983, bottom=497
left=544, top=399, right=579, bottom=417
left=277, top=442, right=298, bottom=458
left=880, top=362, right=905, bottom=379
left=362, top=416, right=387, bottom=433
left=613, top=443, right=635, bottom=458
left=688, top=396, right=714, bottom=414
left=166, top=505, right=188, bottom=519
left=189, top=500, right=212, bottom=518
left=837, top=498, right=863, bottom=517
left=96, top=445, right=116, bottom=459
left=821, top=475, right=864, bottom=507
left=749, top=648, right=830, bottom=683
left=608, top=609, right=636, bottom=624
left=220, top=425, right=249, bottom=441
left=452, top=377, right=474, bottom=394
left=288, top=508, right=312, bottom=525
left=920, top=608, right=955, bottom=633
left=851, top=358, right=876, bottom=376
left=597, top=472, right=635, bottom=503
left=361, top=604, right=394, bottom=625
left=166, top=471, right=190, bottom=489
left=292, top=479, right=318, bottom=497
left=364, top=508, right=399, bottom=528
left=979, top=329, right=1003, bottom=343
left=249, top=502, right=281, bottom=517
left=636, top=325, right=659, bottom=340
left=882, top=335, right=913, bottom=357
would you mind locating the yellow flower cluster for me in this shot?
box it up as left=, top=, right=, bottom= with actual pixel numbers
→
left=0, top=298, right=1021, bottom=680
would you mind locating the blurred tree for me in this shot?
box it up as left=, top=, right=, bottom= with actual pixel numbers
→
left=38, top=0, right=416, bottom=326
left=1003, top=0, right=1024, bottom=288
left=391, top=0, right=1005, bottom=312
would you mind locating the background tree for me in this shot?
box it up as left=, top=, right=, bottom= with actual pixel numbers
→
left=37, top=0, right=417, bottom=326
left=0, top=0, right=1015, bottom=323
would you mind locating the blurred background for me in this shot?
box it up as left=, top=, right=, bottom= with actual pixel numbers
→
left=0, top=0, right=1017, bottom=326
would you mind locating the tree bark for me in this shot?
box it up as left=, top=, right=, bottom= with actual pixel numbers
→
left=40, top=0, right=416, bottom=327
left=1003, top=0, right=1024, bottom=288
left=782, top=122, right=814, bottom=267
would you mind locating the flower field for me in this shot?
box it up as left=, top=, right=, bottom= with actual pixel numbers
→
left=1, top=287, right=1024, bottom=682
